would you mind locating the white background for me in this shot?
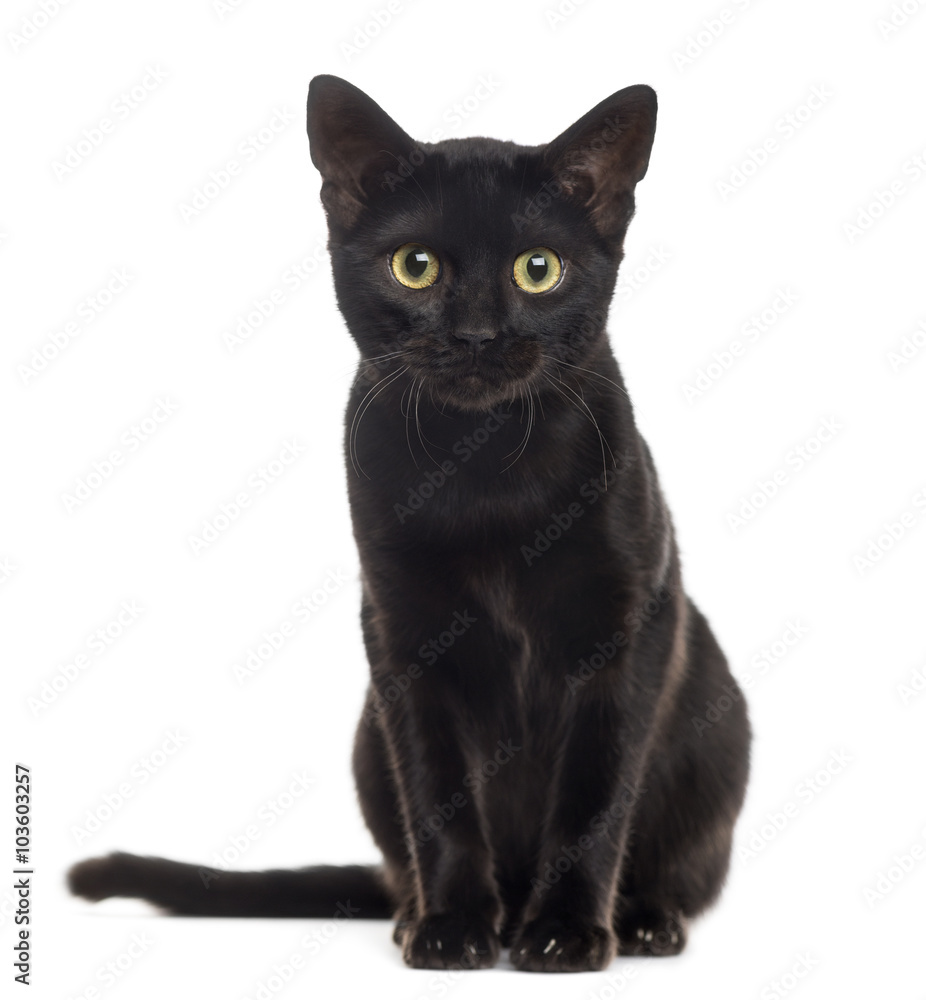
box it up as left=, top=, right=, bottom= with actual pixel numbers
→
left=4, top=0, right=926, bottom=997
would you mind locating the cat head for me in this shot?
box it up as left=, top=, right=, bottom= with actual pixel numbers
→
left=306, top=75, right=656, bottom=413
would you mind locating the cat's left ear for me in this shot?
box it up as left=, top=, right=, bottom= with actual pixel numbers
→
left=307, top=75, right=417, bottom=232
left=542, top=85, right=657, bottom=243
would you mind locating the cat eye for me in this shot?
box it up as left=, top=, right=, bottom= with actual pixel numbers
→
left=512, top=247, right=562, bottom=293
left=390, top=243, right=441, bottom=289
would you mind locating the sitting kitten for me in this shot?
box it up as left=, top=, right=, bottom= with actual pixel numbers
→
left=68, top=75, right=751, bottom=973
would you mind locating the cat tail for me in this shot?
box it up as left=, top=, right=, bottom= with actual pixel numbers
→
left=67, top=851, right=394, bottom=918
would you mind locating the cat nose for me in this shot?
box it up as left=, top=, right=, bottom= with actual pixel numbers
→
left=453, top=329, right=497, bottom=347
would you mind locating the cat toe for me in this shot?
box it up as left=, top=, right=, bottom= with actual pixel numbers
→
left=400, top=913, right=500, bottom=970
left=510, top=918, right=615, bottom=972
left=616, top=905, right=686, bottom=956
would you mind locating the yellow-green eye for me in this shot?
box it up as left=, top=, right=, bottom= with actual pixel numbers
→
left=391, top=243, right=440, bottom=289
left=513, top=247, right=562, bottom=293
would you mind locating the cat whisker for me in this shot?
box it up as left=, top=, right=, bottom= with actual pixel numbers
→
left=551, top=370, right=615, bottom=473
left=362, top=349, right=410, bottom=364
left=428, top=382, right=452, bottom=418
left=414, top=379, right=443, bottom=467
left=349, top=364, right=410, bottom=478
left=532, top=382, right=546, bottom=420
left=404, top=377, right=420, bottom=468
left=501, top=386, right=535, bottom=472
left=347, top=350, right=412, bottom=387
left=542, top=372, right=615, bottom=484
left=399, top=373, right=419, bottom=420
left=540, top=353, right=633, bottom=402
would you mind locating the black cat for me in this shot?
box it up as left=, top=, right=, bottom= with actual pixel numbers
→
left=68, top=75, right=751, bottom=973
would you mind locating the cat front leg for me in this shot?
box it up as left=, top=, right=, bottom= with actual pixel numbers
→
left=370, top=649, right=503, bottom=970
left=510, top=675, right=654, bottom=973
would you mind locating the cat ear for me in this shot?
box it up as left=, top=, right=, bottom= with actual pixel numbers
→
left=542, top=85, right=657, bottom=242
left=307, top=75, right=417, bottom=231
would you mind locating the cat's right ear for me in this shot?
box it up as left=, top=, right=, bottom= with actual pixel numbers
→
left=307, top=75, right=417, bottom=232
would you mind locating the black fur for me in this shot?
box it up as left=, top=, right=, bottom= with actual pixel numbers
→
left=68, top=76, right=750, bottom=973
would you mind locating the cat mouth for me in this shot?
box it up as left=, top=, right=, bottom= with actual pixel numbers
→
left=424, top=361, right=537, bottom=412
left=397, top=337, right=541, bottom=410
left=432, top=365, right=496, bottom=394
left=434, top=351, right=508, bottom=384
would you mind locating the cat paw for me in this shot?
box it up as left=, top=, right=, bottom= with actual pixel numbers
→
left=510, top=918, right=615, bottom=972
left=616, top=905, right=686, bottom=956
left=400, top=913, right=500, bottom=970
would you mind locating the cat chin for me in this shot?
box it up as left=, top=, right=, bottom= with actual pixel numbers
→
left=430, top=392, right=508, bottom=414
left=428, top=379, right=527, bottom=414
